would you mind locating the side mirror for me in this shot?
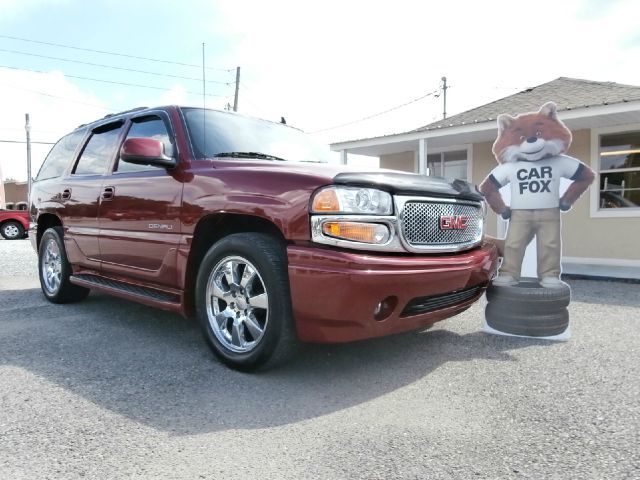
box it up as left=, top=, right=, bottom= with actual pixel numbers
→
left=120, top=137, right=176, bottom=168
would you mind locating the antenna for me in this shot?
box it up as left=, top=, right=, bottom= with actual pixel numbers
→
left=202, top=42, right=206, bottom=155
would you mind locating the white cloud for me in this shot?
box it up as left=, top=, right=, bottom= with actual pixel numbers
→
left=0, top=68, right=109, bottom=181
left=208, top=0, right=640, bottom=147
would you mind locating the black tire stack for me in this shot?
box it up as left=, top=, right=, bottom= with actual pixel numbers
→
left=485, top=278, right=571, bottom=337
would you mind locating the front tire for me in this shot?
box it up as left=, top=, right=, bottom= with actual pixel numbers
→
left=1, top=221, right=24, bottom=240
left=195, top=233, right=297, bottom=371
left=38, top=227, right=90, bottom=303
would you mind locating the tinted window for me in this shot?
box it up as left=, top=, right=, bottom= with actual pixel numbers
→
left=74, top=123, right=123, bottom=175
left=183, top=108, right=330, bottom=163
left=36, top=129, right=86, bottom=181
left=116, top=116, right=174, bottom=173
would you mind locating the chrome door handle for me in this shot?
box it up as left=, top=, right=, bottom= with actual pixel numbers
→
left=102, top=186, right=115, bottom=200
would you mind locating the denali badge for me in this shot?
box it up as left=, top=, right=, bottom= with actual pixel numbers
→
left=148, top=223, right=173, bottom=230
left=439, top=215, right=468, bottom=230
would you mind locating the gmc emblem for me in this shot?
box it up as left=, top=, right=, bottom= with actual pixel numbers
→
left=439, top=215, right=469, bottom=230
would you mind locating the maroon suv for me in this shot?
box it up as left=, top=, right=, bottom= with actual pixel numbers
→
left=30, top=106, right=498, bottom=370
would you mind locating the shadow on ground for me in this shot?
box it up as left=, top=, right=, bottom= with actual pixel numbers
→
left=1, top=288, right=549, bottom=435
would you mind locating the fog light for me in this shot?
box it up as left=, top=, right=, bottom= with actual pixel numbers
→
left=373, top=296, right=397, bottom=321
left=322, top=221, right=390, bottom=244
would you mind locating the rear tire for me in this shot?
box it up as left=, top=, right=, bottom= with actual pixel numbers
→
left=38, top=227, right=90, bottom=303
left=1, top=221, right=24, bottom=240
left=195, top=233, right=297, bottom=371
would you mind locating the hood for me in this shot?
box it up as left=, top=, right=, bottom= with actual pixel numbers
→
left=211, top=159, right=481, bottom=201
left=333, top=171, right=482, bottom=201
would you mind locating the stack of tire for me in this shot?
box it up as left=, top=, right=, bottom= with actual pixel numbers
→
left=485, top=278, right=571, bottom=337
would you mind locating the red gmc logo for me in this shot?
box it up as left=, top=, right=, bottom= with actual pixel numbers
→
left=439, top=215, right=469, bottom=230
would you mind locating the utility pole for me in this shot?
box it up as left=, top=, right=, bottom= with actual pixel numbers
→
left=25, top=113, right=32, bottom=202
left=233, top=66, right=240, bottom=112
left=441, top=76, right=448, bottom=119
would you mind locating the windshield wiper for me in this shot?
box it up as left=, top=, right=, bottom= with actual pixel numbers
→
left=212, top=151, right=287, bottom=162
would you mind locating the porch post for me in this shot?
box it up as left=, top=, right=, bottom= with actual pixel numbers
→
left=418, top=138, right=427, bottom=175
left=340, top=149, right=348, bottom=165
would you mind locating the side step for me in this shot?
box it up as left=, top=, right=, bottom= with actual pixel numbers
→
left=71, top=274, right=181, bottom=305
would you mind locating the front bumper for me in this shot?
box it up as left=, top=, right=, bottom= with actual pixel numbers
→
left=287, top=242, right=499, bottom=343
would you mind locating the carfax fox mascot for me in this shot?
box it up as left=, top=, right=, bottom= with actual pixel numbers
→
left=480, top=102, right=595, bottom=288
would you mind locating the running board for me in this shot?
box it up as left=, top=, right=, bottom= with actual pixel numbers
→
left=71, top=274, right=181, bottom=305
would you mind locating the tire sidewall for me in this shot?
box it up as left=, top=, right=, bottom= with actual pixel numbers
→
left=38, top=227, right=72, bottom=302
left=486, top=278, right=571, bottom=312
left=1, top=221, right=24, bottom=240
left=195, top=233, right=291, bottom=370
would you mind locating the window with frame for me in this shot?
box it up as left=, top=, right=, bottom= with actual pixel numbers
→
left=116, top=116, right=174, bottom=173
left=598, top=131, right=640, bottom=210
left=426, top=150, right=468, bottom=181
left=36, top=128, right=86, bottom=181
left=73, top=122, right=123, bottom=175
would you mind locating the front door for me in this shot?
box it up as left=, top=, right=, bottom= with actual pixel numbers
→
left=97, top=113, right=183, bottom=288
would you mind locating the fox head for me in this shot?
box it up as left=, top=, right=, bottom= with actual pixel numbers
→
left=492, top=102, right=572, bottom=163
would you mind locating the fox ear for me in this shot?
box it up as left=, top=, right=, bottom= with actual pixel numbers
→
left=539, top=101, right=558, bottom=120
left=497, top=114, right=515, bottom=134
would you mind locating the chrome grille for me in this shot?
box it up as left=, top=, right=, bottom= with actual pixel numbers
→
left=401, top=201, right=482, bottom=247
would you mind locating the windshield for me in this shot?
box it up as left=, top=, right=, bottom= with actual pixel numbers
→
left=182, top=108, right=330, bottom=163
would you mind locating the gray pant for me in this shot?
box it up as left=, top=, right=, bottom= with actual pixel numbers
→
left=500, top=208, right=562, bottom=281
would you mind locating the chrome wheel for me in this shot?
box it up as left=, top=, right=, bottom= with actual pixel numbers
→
left=3, top=224, right=20, bottom=239
left=206, top=256, right=269, bottom=353
left=42, top=238, right=62, bottom=294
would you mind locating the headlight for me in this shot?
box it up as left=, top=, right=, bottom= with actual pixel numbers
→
left=311, top=186, right=393, bottom=215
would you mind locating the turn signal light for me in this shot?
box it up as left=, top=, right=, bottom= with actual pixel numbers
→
left=322, top=222, right=390, bottom=244
left=312, top=189, right=340, bottom=212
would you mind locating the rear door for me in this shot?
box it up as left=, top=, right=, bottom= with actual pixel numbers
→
left=97, top=112, right=183, bottom=288
left=62, top=121, right=125, bottom=271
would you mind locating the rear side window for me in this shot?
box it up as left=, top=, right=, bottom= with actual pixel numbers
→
left=73, top=122, right=124, bottom=175
left=116, top=116, right=174, bottom=173
left=36, top=129, right=86, bottom=181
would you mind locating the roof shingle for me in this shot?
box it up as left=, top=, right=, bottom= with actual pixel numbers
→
left=413, top=77, right=640, bottom=132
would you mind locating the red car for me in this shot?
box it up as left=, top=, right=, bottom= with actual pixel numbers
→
left=29, top=106, right=498, bottom=370
left=0, top=209, right=29, bottom=240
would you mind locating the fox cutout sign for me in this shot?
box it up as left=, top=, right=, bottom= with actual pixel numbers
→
left=479, top=102, right=595, bottom=288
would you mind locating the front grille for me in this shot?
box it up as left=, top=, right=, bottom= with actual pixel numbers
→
left=401, top=285, right=483, bottom=317
left=401, top=201, right=482, bottom=248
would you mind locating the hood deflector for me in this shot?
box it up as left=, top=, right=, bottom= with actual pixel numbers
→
left=333, top=172, right=483, bottom=202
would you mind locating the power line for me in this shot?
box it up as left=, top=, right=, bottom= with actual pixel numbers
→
left=0, top=64, right=228, bottom=97
left=309, top=90, right=439, bottom=134
left=0, top=139, right=55, bottom=145
left=0, top=34, right=233, bottom=72
left=0, top=81, right=119, bottom=112
left=0, top=48, right=234, bottom=85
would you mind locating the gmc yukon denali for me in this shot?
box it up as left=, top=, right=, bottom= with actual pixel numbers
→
left=30, top=106, right=499, bottom=370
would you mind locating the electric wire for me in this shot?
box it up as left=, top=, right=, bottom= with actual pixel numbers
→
left=0, top=64, right=228, bottom=97
left=0, top=139, right=55, bottom=145
left=0, top=81, right=119, bottom=112
left=310, top=90, right=439, bottom=133
left=0, top=34, right=234, bottom=72
left=0, top=48, right=234, bottom=85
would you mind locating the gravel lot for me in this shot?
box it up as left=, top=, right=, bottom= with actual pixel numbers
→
left=1, top=238, right=638, bottom=479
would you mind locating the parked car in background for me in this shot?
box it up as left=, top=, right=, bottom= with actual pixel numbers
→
left=29, top=106, right=499, bottom=370
left=0, top=209, right=29, bottom=240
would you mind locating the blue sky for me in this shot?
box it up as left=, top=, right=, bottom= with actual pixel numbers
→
left=1, top=0, right=639, bottom=181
